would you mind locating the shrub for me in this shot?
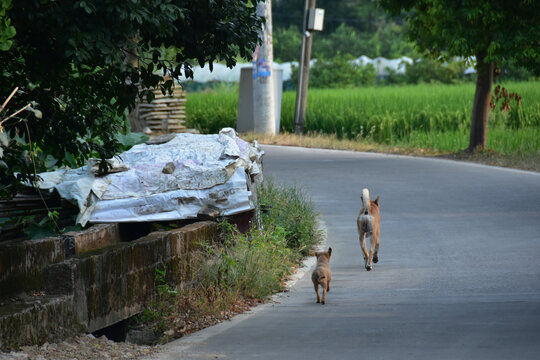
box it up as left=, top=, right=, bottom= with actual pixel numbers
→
left=257, top=179, right=322, bottom=257
left=313, top=24, right=373, bottom=60
left=273, top=25, right=302, bottom=63
left=199, top=223, right=294, bottom=299
left=404, top=58, right=468, bottom=84
left=290, top=55, right=376, bottom=89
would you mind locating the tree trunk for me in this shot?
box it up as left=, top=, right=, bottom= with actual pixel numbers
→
left=124, top=37, right=146, bottom=133
left=468, top=50, right=494, bottom=152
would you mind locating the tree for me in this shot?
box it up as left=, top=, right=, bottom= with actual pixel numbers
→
left=0, top=0, right=263, bottom=198
left=273, top=25, right=302, bottom=63
left=273, top=0, right=388, bottom=34
left=0, top=0, right=15, bottom=51
left=378, top=0, right=540, bottom=151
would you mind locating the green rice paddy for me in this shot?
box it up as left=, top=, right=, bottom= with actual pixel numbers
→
left=186, top=81, right=540, bottom=154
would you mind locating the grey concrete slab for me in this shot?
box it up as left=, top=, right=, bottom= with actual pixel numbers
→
left=149, top=145, right=540, bottom=360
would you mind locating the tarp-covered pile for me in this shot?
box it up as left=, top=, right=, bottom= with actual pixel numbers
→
left=34, top=128, right=264, bottom=226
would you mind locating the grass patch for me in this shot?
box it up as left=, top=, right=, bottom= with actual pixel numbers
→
left=186, top=89, right=238, bottom=134
left=257, top=179, right=322, bottom=258
left=134, top=180, right=323, bottom=343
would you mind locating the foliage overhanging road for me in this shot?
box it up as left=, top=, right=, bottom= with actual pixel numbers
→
left=151, top=145, right=540, bottom=360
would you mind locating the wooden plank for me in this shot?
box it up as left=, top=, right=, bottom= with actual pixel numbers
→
left=140, top=115, right=185, bottom=120
left=135, top=84, right=187, bottom=134
left=139, top=114, right=186, bottom=120
left=148, top=98, right=186, bottom=105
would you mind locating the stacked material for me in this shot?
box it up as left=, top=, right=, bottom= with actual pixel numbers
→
left=33, top=129, right=264, bottom=226
left=138, top=87, right=187, bottom=134
left=0, top=191, right=77, bottom=241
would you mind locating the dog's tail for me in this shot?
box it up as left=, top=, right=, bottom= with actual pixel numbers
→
left=316, top=274, right=326, bottom=281
left=361, top=188, right=371, bottom=215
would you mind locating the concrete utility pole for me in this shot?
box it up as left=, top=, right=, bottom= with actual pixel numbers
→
left=253, top=0, right=276, bottom=135
left=294, top=0, right=316, bottom=135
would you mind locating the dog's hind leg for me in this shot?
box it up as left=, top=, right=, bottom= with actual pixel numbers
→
left=314, top=283, right=321, bottom=303
left=373, top=234, right=380, bottom=264
left=359, top=231, right=369, bottom=266
left=366, top=234, right=376, bottom=271
left=321, top=283, right=327, bottom=305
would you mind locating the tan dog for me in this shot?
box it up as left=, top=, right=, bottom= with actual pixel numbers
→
left=312, top=247, right=332, bottom=304
left=357, top=188, right=380, bottom=271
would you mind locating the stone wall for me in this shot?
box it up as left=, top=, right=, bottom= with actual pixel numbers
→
left=0, top=237, right=66, bottom=298
left=0, top=221, right=220, bottom=351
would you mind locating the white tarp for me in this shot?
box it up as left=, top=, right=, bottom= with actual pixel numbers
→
left=179, top=57, right=415, bottom=83
left=35, top=128, right=264, bottom=225
left=179, top=62, right=297, bottom=83
left=180, top=56, right=478, bottom=83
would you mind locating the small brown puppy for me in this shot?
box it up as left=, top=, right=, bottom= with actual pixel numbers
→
left=312, top=247, right=332, bottom=304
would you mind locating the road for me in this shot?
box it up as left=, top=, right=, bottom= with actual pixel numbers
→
left=150, top=145, right=540, bottom=359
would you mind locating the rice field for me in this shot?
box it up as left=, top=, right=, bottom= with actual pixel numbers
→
left=186, top=81, right=540, bottom=154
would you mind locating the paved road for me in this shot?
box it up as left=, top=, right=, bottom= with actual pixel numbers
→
left=151, top=145, right=540, bottom=359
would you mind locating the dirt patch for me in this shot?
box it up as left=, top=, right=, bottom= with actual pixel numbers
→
left=434, top=150, right=540, bottom=172
left=150, top=297, right=263, bottom=344
left=1, top=334, right=155, bottom=360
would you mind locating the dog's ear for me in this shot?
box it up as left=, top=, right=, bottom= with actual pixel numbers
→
left=328, top=247, right=332, bottom=256
left=314, top=252, right=319, bottom=257
left=373, top=195, right=380, bottom=205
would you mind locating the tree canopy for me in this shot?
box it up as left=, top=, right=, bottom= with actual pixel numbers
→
left=272, top=0, right=414, bottom=62
left=273, top=0, right=389, bottom=34
left=377, top=0, right=540, bottom=150
left=0, top=0, right=263, bottom=198
left=378, top=0, right=540, bottom=73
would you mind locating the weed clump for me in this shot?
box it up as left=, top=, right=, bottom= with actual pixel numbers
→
left=135, top=180, right=322, bottom=343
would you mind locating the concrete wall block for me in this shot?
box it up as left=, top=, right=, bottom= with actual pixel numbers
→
left=71, top=231, right=176, bottom=331
left=178, top=221, right=220, bottom=253
left=0, top=220, right=223, bottom=348
left=168, top=229, right=185, bottom=258
left=0, top=295, right=80, bottom=352
left=64, top=223, right=120, bottom=255
left=45, top=260, right=77, bottom=296
left=0, top=237, right=65, bottom=299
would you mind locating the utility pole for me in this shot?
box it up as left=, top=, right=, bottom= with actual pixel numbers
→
left=294, top=0, right=316, bottom=135
left=253, top=0, right=276, bottom=135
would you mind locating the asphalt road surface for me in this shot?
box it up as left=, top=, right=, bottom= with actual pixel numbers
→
left=151, top=145, right=540, bottom=360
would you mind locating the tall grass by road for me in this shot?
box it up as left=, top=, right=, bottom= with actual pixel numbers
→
left=186, top=81, right=540, bottom=155
left=137, top=180, right=323, bottom=343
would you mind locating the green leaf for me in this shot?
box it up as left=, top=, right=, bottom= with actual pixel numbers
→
left=44, top=154, right=58, bottom=169
left=115, top=132, right=149, bottom=150
left=24, top=226, right=56, bottom=240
